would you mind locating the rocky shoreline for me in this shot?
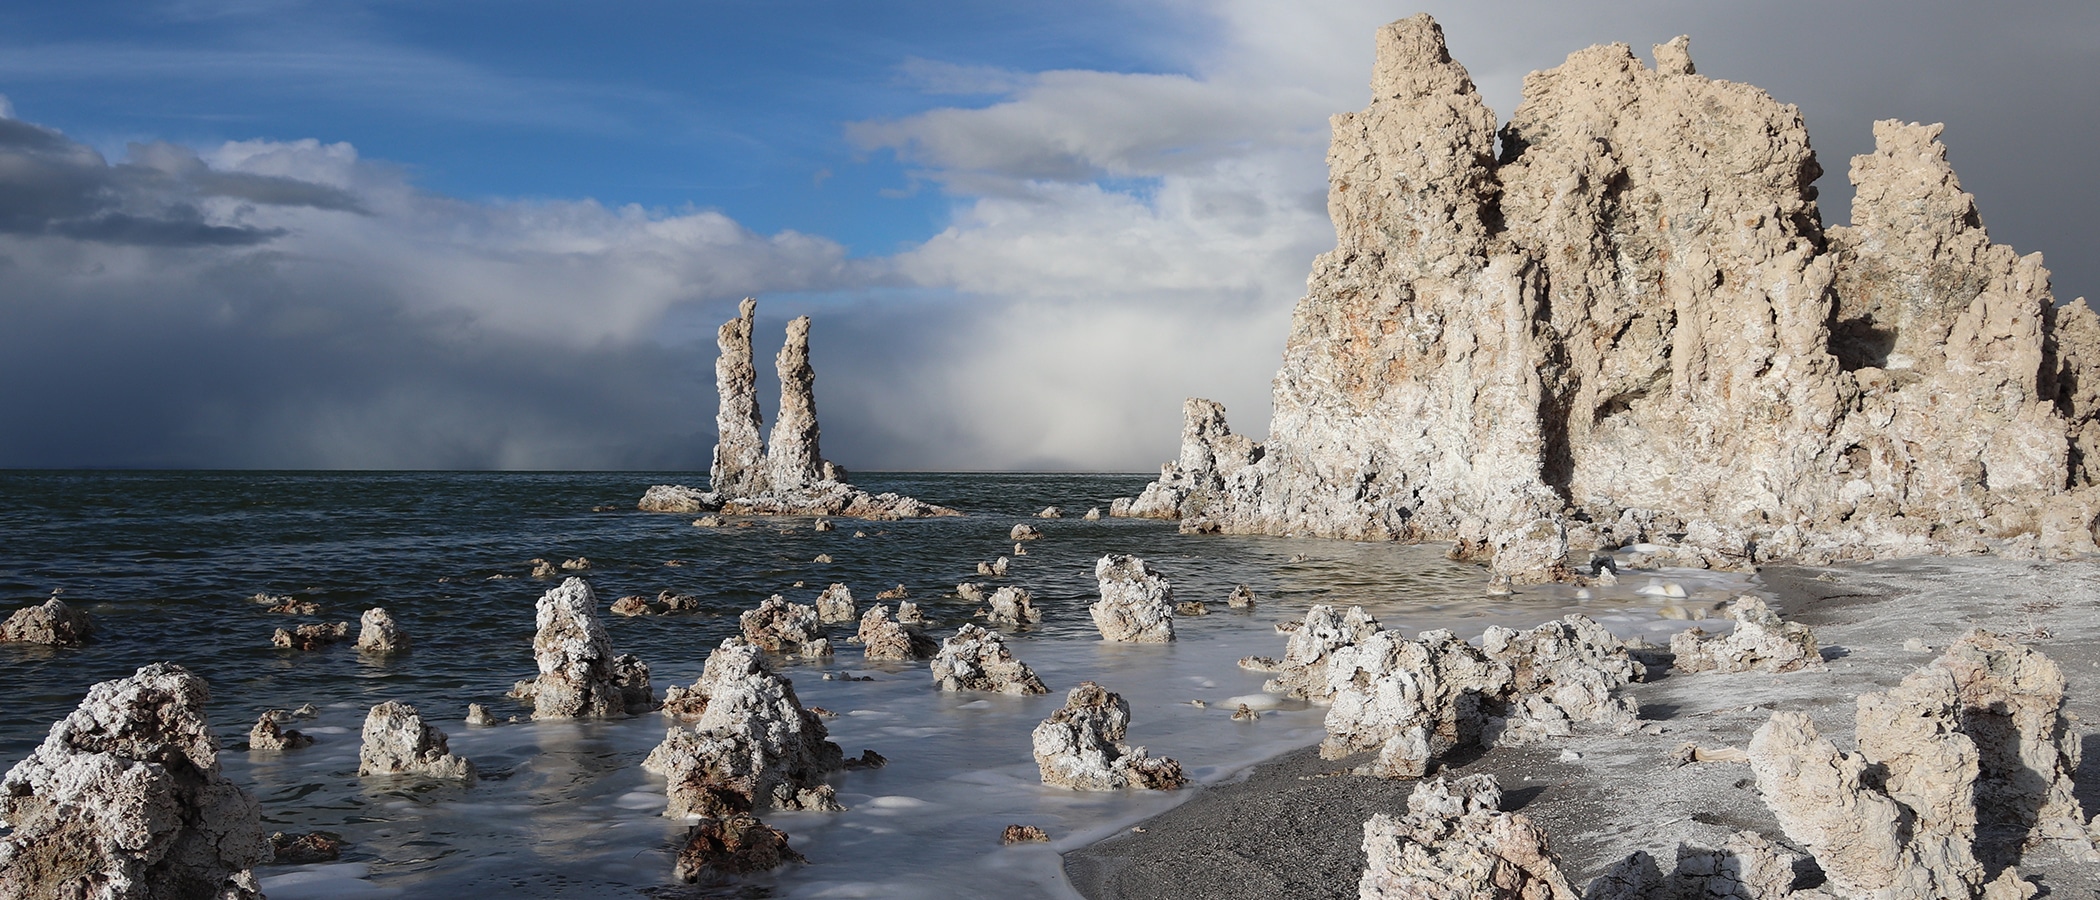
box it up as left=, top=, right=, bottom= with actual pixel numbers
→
left=1064, top=555, right=2100, bottom=899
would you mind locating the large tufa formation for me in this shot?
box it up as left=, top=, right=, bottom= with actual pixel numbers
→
left=1270, top=606, right=1642, bottom=777
left=1091, top=554, right=1175, bottom=643
left=1359, top=774, right=1577, bottom=900
left=1125, top=15, right=2100, bottom=582
left=510, top=578, right=656, bottom=718
left=1030, top=682, right=1185, bottom=791
left=930, top=624, right=1047, bottom=695
left=0, top=595, right=94, bottom=646
left=638, top=298, right=960, bottom=521
left=643, top=638, right=849, bottom=818
left=357, top=701, right=474, bottom=781
left=1671, top=596, right=1824, bottom=674
left=0, top=663, right=269, bottom=900
left=1747, top=630, right=2090, bottom=899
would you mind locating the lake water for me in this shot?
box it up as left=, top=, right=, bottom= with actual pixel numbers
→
left=0, top=471, right=1755, bottom=898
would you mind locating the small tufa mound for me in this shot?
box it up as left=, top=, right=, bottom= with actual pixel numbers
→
left=1174, top=600, right=1209, bottom=616
left=529, top=558, right=560, bottom=578
left=813, top=518, right=834, bottom=532
left=358, top=701, right=474, bottom=781
left=1227, top=584, right=1256, bottom=608
left=739, top=595, right=830, bottom=656
left=561, top=557, right=591, bottom=571
left=268, top=831, right=345, bottom=865
left=956, top=582, right=988, bottom=603
left=614, top=590, right=701, bottom=616
left=511, top=577, right=656, bottom=718
left=986, top=586, right=1042, bottom=626
left=896, top=601, right=927, bottom=625
left=249, top=710, right=313, bottom=751
left=1359, top=774, right=1577, bottom=900
left=1670, top=595, right=1823, bottom=674
left=1585, top=830, right=1804, bottom=900
left=857, top=605, right=936, bottom=661
left=1030, top=682, right=1185, bottom=791
left=1083, top=507, right=1103, bottom=520
left=977, top=557, right=1010, bottom=577
left=673, top=813, right=805, bottom=883
left=464, top=703, right=498, bottom=726
left=876, top=584, right=908, bottom=600
left=1002, top=824, right=1051, bottom=844
left=0, top=663, right=269, bottom=900
left=931, top=625, right=1047, bottom=695
left=0, top=595, right=94, bottom=646
left=643, top=638, right=851, bottom=819
left=815, top=583, right=857, bottom=623
left=1037, top=506, right=1062, bottom=519
left=1748, top=630, right=2087, bottom=898
left=1011, top=523, right=1043, bottom=541
left=271, top=621, right=349, bottom=650
left=354, top=606, right=409, bottom=654
left=1091, top=554, right=1175, bottom=643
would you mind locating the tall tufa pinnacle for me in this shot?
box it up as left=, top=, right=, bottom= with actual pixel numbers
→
left=767, top=315, right=829, bottom=491
left=710, top=298, right=767, bottom=497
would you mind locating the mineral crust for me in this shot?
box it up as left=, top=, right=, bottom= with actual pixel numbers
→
left=1030, top=682, right=1185, bottom=791
left=643, top=638, right=849, bottom=818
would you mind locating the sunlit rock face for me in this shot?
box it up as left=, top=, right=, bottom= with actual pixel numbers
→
left=1129, top=14, right=2100, bottom=582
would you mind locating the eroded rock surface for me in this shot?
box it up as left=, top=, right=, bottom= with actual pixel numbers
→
left=1359, top=774, right=1577, bottom=900
left=740, top=595, right=829, bottom=656
left=1091, top=554, right=1175, bottom=643
left=1273, top=605, right=1643, bottom=777
left=248, top=711, right=312, bottom=751
left=0, top=596, right=94, bottom=646
left=639, top=299, right=959, bottom=520
left=1125, top=14, right=2100, bottom=582
left=271, top=621, right=348, bottom=650
left=354, top=607, right=408, bottom=654
left=643, top=638, right=849, bottom=818
left=511, top=577, right=655, bottom=718
left=857, top=605, right=935, bottom=661
left=1747, top=630, right=2088, bottom=899
left=672, top=813, right=805, bottom=883
left=815, top=583, right=856, bottom=623
left=1031, top=682, right=1185, bottom=791
left=358, top=701, right=474, bottom=781
left=0, top=663, right=268, bottom=900
left=931, top=625, right=1047, bottom=695
left=986, top=586, right=1042, bottom=626
left=1671, top=596, right=1823, bottom=674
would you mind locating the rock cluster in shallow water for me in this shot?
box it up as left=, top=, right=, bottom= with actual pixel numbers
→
left=644, top=637, right=849, bottom=818
left=1030, top=682, right=1185, bottom=791
left=0, top=663, right=269, bottom=900
left=857, top=604, right=935, bottom=660
left=510, top=577, right=656, bottom=718
left=1125, top=14, right=2100, bottom=582
left=358, top=701, right=474, bottom=781
left=638, top=298, right=959, bottom=521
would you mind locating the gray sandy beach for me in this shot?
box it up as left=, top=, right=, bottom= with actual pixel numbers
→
left=1066, top=556, right=2100, bottom=899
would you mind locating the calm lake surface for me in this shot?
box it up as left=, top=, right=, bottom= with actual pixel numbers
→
left=0, top=471, right=1751, bottom=898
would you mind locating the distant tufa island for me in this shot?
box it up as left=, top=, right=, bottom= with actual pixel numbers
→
left=1120, top=15, right=2100, bottom=584
left=638, top=298, right=958, bottom=520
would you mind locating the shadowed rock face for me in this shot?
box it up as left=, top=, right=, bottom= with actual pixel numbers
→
left=0, top=663, right=269, bottom=900
left=1127, top=14, right=2100, bottom=582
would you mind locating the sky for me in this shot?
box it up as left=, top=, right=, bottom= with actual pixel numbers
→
left=0, top=0, right=2094, bottom=471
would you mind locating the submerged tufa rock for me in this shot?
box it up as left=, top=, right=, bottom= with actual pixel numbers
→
left=0, top=663, right=269, bottom=900
left=931, top=625, right=1047, bottom=695
left=643, top=638, right=849, bottom=818
left=1128, top=14, right=2100, bottom=582
left=1091, top=554, right=1175, bottom=643
left=511, top=577, right=655, bottom=718
left=1030, top=682, right=1185, bottom=791
left=354, top=606, right=409, bottom=654
left=672, top=813, right=805, bottom=883
left=1670, top=596, right=1823, bottom=674
left=358, top=701, right=474, bottom=781
left=248, top=711, right=312, bottom=751
left=0, top=595, right=94, bottom=646
left=271, top=621, right=349, bottom=650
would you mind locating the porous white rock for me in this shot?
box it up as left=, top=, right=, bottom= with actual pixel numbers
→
left=1030, top=682, right=1185, bottom=791
left=511, top=577, right=655, bottom=718
left=354, top=606, right=408, bottom=654
left=1747, top=630, right=2083, bottom=899
left=1011, top=523, right=1042, bottom=541
left=1091, top=554, right=1175, bottom=643
left=0, top=663, right=269, bottom=900
left=358, top=701, right=474, bottom=781
left=814, top=583, right=856, bottom=623
left=857, top=605, right=935, bottom=660
left=643, top=637, right=848, bottom=818
left=1129, top=14, right=2100, bottom=582
left=248, top=711, right=311, bottom=751
left=1084, top=507, right=1103, bottom=520
left=1359, top=774, right=1577, bottom=900
left=931, top=625, right=1047, bottom=695
left=1227, top=584, right=1256, bottom=609
left=0, top=595, right=94, bottom=646
left=1670, top=596, right=1824, bottom=674
left=739, top=595, right=828, bottom=655
left=986, top=586, right=1042, bottom=626
left=956, top=582, right=988, bottom=603
left=1037, top=506, right=1062, bottom=519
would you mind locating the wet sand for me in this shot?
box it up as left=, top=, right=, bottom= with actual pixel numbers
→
left=1066, top=556, right=2100, bottom=899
